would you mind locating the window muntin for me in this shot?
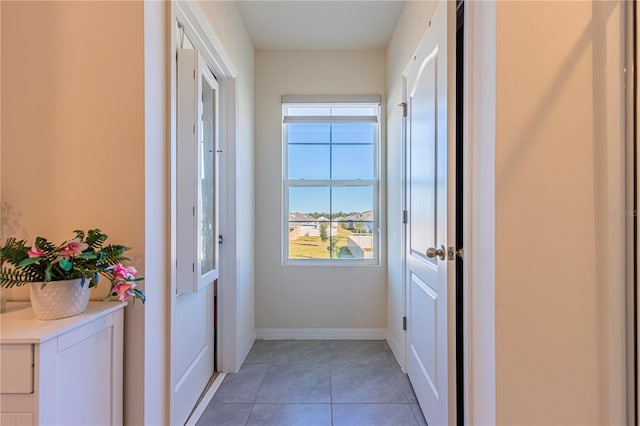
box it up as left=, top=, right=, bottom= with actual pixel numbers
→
left=283, top=103, right=379, bottom=262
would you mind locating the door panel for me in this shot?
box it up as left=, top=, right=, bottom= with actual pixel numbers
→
left=404, top=2, right=452, bottom=425
left=409, top=272, right=439, bottom=395
left=174, top=285, right=214, bottom=424
left=409, top=56, right=437, bottom=264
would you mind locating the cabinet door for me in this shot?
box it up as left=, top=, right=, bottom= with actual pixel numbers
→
left=0, top=413, right=33, bottom=426
left=39, top=310, right=123, bottom=426
left=0, top=345, right=33, bottom=394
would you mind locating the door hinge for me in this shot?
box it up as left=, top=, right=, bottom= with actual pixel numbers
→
left=402, top=209, right=408, bottom=224
left=193, top=69, right=196, bottom=79
left=218, top=235, right=223, bottom=245
left=398, top=102, right=407, bottom=117
left=192, top=262, right=195, bottom=272
left=192, top=206, right=196, bottom=216
left=402, top=316, right=407, bottom=331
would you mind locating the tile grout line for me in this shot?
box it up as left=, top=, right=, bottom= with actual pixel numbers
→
left=244, top=341, right=279, bottom=426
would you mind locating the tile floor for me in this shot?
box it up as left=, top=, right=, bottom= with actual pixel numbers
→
left=196, top=340, right=428, bottom=426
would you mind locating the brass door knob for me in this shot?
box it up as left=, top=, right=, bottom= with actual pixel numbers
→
left=426, top=245, right=445, bottom=260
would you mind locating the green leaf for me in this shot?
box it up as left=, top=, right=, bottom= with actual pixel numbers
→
left=59, top=258, right=72, bottom=271
left=17, top=257, right=41, bottom=267
left=44, top=264, right=52, bottom=282
left=78, top=252, right=97, bottom=260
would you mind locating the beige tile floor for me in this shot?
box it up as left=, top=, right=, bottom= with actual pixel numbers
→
left=196, top=340, right=428, bottom=426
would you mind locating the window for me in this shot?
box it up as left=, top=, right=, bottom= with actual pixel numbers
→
left=283, top=96, right=380, bottom=263
left=176, top=48, right=219, bottom=292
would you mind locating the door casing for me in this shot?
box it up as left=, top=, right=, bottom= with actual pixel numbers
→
left=170, top=2, right=243, bottom=424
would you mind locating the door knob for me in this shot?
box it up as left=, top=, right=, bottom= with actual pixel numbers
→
left=426, top=245, right=445, bottom=260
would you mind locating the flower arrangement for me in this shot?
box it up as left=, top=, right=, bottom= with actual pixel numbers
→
left=0, top=229, right=145, bottom=303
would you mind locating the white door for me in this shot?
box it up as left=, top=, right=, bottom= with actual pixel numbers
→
left=174, top=49, right=218, bottom=425
left=404, top=2, right=453, bottom=425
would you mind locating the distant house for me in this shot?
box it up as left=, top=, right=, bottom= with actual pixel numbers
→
left=288, top=213, right=337, bottom=239
left=341, top=210, right=374, bottom=233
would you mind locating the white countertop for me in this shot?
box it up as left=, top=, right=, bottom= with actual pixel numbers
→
left=0, top=301, right=127, bottom=344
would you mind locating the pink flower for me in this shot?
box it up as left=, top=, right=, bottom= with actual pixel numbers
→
left=59, top=238, right=88, bottom=257
left=116, top=283, right=133, bottom=302
left=28, top=246, right=44, bottom=258
left=111, top=263, right=137, bottom=281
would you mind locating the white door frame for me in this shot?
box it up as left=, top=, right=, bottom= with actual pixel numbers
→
left=169, top=1, right=241, bottom=423
left=462, top=2, right=497, bottom=425
left=396, top=4, right=503, bottom=423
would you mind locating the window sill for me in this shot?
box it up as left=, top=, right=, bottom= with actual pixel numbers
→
left=282, top=259, right=380, bottom=267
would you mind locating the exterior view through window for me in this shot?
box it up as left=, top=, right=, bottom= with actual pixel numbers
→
left=283, top=101, right=379, bottom=262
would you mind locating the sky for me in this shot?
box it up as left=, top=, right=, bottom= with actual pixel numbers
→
left=289, top=186, right=373, bottom=215
left=287, top=123, right=375, bottom=215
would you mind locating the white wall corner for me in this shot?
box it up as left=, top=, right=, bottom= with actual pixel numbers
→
left=386, top=329, right=405, bottom=372
left=239, top=330, right=257, bottom=367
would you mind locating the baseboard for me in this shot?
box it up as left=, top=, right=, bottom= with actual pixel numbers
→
left=255, top=328, right=386, bottom=340
left=386, top=330, right=405, bottom=372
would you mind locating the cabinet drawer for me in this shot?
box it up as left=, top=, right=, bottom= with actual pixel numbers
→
left=0, top=345, right=33, bottom=394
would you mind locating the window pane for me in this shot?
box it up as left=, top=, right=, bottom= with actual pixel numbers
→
left=288, top=145, right=330, bottom=179
left=332, top=123, right=375, bottom=144
left=200, top=76, right=215, bottom=275
left=289, top=220, right=334, bottom=259
left=331, top=145, right=374, bottom=180
left=289, top=186, right=330, bottom=216
left=332, top=186, right=374, bottom=218
left=288, top=123, right=330, bottom=144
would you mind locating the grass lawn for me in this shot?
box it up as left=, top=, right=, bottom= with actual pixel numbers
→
left=289, top=227, right=354, bottom=259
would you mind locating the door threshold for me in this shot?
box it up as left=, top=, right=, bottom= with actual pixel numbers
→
left=184, top=372, right=227, bottom=426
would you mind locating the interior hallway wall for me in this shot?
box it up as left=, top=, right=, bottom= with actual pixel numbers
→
left=0, top=1, right=151, bottom=424
left=493, top=1, right=628, bottom=423
left=254, top=50, right=387, bottom=334
left=199, top=1, right=256, bottom=363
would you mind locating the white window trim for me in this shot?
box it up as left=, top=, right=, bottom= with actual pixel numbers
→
left=281, top=101, right=382, bottom=266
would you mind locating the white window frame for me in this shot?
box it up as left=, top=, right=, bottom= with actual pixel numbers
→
left=176, top=48, right=220, bottom=293
left=282, top=96, right=381, bottom=266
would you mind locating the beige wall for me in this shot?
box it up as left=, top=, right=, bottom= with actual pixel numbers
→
left=494, top=1, right=627, bottom=423
left=1, top=1, right=151, bottom=423
left=198, top=0, right=256, bottom=363
left=1, top=0, right=145, bottom=292
left=385, top=0, right=437, bottom=365
left=254, top=50, right=387, bottom=332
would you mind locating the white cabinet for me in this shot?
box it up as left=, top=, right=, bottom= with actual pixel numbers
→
left=0, top=302, right=125, bottom=425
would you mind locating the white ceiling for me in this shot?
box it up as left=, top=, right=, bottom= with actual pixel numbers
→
left=235, top=1, right=405, bottom=50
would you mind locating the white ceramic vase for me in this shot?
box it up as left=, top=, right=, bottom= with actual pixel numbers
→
left=30, top=278, right=91, bottom=320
